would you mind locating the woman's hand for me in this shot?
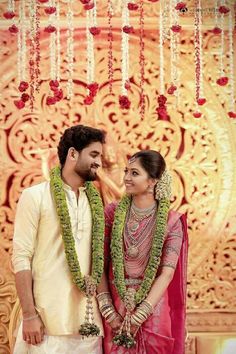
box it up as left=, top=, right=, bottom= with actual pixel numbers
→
left=109, top=314, right=123, bottom=334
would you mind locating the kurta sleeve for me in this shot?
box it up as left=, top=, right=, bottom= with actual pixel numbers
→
left=12, top=188, right=40, bottom=273
left=159, top=217, right=183, bottom=270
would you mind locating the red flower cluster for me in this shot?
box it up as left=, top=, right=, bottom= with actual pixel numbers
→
left=8, top=24, right=18, bottom=34
left=218, top=6, right=230, bottom=14
left=119, top=95, right=131, bottom=109
left=216, top=76, right=228, bottom=86
left=171, top=25, right=182, bottom=33
left=193, top=112, right=202, bottom=118
left=44, top=25, right=56, bottom=33
left=228, top=112, right=236, bottom=118
left=14, top=81, right=30, bottom=109
left=197, top=98, right=206, bottom=106
left=46, top=80, right=63, bottom=105
left=84, top=82, right=99, bottom=105
left=175, top=2, right=186, bottom=10
left=167, top=84, right=177, bottom=95
left=123, top=26, right=134, bottom=34
left=84, top=2, right=94, bottom=10
left=89, top=27, right=101, bottom=36
left=45, top=7, right=56, bottom=15
left=3, top=11, right=15, bottom=19
left=211, top=27, right=222, bottom=35
left=156, top=95, right=170, bottom=121
left=128, top=3, right=139, bottom=10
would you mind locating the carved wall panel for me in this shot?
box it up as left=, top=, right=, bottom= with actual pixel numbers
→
left=0, top=1, right=236, bottom=353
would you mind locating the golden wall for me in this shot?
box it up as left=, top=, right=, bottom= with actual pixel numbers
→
left=0, top=1, right=236, bottom=353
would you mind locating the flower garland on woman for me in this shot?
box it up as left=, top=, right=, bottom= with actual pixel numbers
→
left=97, top=150, right=188, bottom=354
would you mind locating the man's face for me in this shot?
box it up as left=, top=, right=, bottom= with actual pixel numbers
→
left=74, top=141, right=103, bottom=181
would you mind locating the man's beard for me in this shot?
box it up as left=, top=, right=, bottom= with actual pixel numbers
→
left=75, top=166, right=98, bottom=181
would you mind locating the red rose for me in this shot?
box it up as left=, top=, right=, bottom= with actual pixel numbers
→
left=21, top=93, right=30, bottom=102
left=119, top=95, right=131, bottom=109
left=3, top=11, right=15, bottom=19
left=175, top=2, right=186, bottom=10
left=44, top=25, right=56, bottom=33
left=14, top=100, right=25, bottom=109
left=9, top=24, right=18, bottom=34
left=128, top=3, right=139, bottom=10
left=228, top=111, right=236, bottom=118
left=123, top=26, right=134, bottom=34
left=193, top=112, right=202, bottom=118
left=49, top=80, right=59, bottom=88
left=216, top=76, right=228, bottom=86
left=54, top=89, right=63, bottom=101
left=18, top=81, right=29, bottom=92
left=39, top=0, right=49, bottom=3
left=157, top=94, right=167, bottom=105
left=45, top=7, right=56, bottom=15
left=87, top=82, right=99, bottom=96
left=84, top=95, right=94, bottom=105
left=89, top=27, right=101, bottom=35
left=211, top=27, right=222, bottom=35
left=167, top=85, right=177, bottom=95
left=46, top=96, right=57, bottom=105
left=197, top=98, right=206, bottom=105
left=84, top=2, right=94, bottom=10
left=218, top=6, right=230, bottom=14
left=125, top=80, right=131, bottom=90
left=171, top=25, right=182, bottom=33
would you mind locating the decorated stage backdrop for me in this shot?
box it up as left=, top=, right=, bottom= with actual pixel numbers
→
left=0, top=1, right=236, bottom=353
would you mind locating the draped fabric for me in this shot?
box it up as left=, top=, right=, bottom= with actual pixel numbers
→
left=103, top=203, right=188, bottom=354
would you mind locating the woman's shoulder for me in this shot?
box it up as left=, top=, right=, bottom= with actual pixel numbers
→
left=167, top=209, right=186, bottom=228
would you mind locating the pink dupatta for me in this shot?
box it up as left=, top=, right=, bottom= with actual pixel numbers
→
left=103, top=203, right=188, bottom=354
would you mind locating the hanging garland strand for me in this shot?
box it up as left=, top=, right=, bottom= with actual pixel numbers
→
left=66, top=0, right=74, bottom=99
left=228, top=9, right=236, bottom=119
left=29, top=0, right=37, bottom=111
left=216, top=0, right=229, bottom=87
left=108, top=0, right=114, bottom=95
left=139, top=0, right=145, bottom=120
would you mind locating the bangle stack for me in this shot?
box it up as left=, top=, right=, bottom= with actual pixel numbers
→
left=131, top=300, right=153, bottom=327
left=96, top=292, right=119, bottom=323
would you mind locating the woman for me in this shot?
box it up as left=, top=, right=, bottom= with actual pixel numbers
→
left=97, top=150, right=188, bottom=354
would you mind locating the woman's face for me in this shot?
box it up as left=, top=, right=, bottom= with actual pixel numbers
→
left=123, top=158, right=155, bottom=196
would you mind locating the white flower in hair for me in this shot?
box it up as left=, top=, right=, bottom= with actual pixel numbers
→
left=155, top=170, right=172, bottom=200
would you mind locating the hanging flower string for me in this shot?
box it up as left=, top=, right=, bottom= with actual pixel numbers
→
left=156, top=0, right=170, bottom=121
left=216, top=1, right=229, bottom=87
left=168, top=0, right=180, bottom=105
left=107, top=0, right=114, bottom=95
left=84, top=0, right=99, bottom=105
left=228, top=9, right=236, bottom=119
left=193, top=0, right=206, bottom=118
left=66, top=0, right=74, bottom=100
left=35, top=2, right=41, bottom=93
left=139, top=0, right=145, bottom=120
left=5, top=0, right=17, bottom=34
left=29, top=0, right=37, bottom=111
left=14, top=0, right=29, bottom=110
left=119, top=0, right=131, bottom=109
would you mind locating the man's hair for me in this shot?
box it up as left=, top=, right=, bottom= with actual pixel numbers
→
left=57, top=125, right=106, bottom=166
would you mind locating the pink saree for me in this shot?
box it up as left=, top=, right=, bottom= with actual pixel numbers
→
left=103, top=203, right=188, bottom=354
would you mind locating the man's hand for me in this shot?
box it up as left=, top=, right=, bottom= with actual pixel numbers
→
left=23, top=316, right=45, bottom=346
left=109, top=314, right=123, bottom=334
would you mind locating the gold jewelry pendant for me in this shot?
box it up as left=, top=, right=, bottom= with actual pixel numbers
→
left=127, top=245, right=139, bottom=258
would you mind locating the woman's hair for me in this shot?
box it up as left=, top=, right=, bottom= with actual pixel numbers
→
left=57, top=124, right=106, bottom=166
left=131, top=150, right=166, bottom=179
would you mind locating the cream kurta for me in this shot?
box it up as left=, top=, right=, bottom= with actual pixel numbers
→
left=12, top=181, right=103, bottom=336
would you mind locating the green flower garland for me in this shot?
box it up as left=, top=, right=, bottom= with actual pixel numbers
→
left=50, top=166, right=105, bottom=292
left=111, top=195, right=170, bottom=305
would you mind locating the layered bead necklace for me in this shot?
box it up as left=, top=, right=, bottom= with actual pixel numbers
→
left=124, top=202, right=157, bottom=278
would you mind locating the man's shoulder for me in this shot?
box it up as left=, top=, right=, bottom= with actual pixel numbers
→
left=21, top=181, right=50, bottom=198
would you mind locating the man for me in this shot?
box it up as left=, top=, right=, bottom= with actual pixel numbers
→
left=12, top=125, right=106, bottom=354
